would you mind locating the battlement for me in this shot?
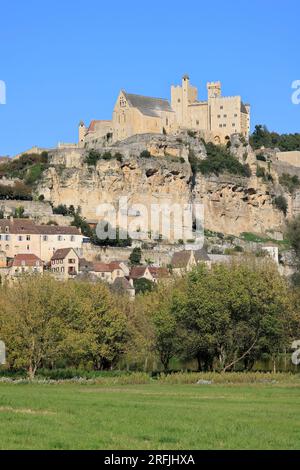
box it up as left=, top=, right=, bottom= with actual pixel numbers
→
left=207, top=81, right=221, bottom=88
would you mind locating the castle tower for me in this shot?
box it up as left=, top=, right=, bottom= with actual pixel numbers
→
left=78, top=121, right=86, bottom=147
left=207, top=82, right=221, bottom=99
left=182, top=74, right=190, bottom=125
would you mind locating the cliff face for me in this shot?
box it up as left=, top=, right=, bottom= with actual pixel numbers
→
left=38, top=156, right=192, bottom=221
left=36, top=134, right=287, bottom=237
left=193, top=174, right=284, bottom=235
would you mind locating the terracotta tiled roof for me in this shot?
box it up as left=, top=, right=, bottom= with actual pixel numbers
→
left=148, top=267, right=170, bottom=279
left=92, top=261, right=122, bottom=273
left=129, top=266, right=148, bottom=279
left=12, top=253, right=43, bottom=267
left=88, top=120, right=111, bottom=132
left=51, top=248, right=75, bottom=261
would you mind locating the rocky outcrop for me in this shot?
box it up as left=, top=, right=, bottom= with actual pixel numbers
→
left=36, top=134, right=291, bottom=237
left=193, top=174, right=284, bottom=235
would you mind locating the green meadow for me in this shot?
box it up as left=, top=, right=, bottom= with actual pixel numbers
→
left=0, top=381, right=299, bottom=450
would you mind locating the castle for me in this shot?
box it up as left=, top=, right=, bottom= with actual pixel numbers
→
left=78, top=75, right=250, bottom=147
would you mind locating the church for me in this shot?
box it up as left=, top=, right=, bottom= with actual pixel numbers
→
left=78, top=75, right=250, bottom=147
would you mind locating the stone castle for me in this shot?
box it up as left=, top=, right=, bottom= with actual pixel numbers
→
left=78, top=75, right=250, bottom=147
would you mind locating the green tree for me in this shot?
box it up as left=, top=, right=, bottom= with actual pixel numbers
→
left=173, top=261, right=291, bottom=372
left=134, top=278, right=154, bottom=295
left=286, top=215, right=300, bottom=284
left=129, top=247, right=142, bottom=266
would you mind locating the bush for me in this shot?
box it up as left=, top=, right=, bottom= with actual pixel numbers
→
left=256, top=166, right=266, bottom=178
left=129, top=247, right=142, bottom=266
left=187, top=130, right=197, bottom=138
left=279, top=173, right=300, bottom=194
left=274, top=195, right=288, bottom=215
left=102, top=152, right=113, bottom=160
left=0, top=152, right=48, bottom=182
left=25, top=163, right=44, bottom=185
left=140, top=150, right=151, bottom=159
left=134, top=278, right=154, bottom=295
left=197, top=142, right=251, bottom=177
left=85, top=150, right=102, bottom=166
left=0, top=182, right=32, bottom=200
left=53, top=204, right=72, bottom=216
left=114, top=152, right=123, bottom=163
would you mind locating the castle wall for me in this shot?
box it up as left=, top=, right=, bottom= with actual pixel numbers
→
left=276, top=151, right=300, bottom=167
left=209, top=95, right=242, bottom=137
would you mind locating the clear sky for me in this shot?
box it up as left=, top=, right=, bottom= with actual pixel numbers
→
left=0, top=0, right=299, bottom=156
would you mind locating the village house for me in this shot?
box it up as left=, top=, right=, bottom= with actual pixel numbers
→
left=50, top=248, right=79, bottom=280
left=171, top=248, right=210, bottom=274
left=0, top=218, right=85, bottom=262
left=90, top=261, right=129, bottom=284
left=129, top=266, right=155, bottom=283
left=111, top=277, right=135, bottom=299
left=9, top=253, right=44, bottom=277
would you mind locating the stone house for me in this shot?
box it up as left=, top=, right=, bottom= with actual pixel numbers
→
left=9, top=253, right=44, bottom=277
left=171, top=248, right=210, bottom=274
left=90, top=261, right=128, bottom=284
left=111, top=277, right=135, bottom=299
left=0, top=218, right=84, bottom=262
left=129, top=266, right=155, bottom=283
left=171, top=250, right=196, bottom=275
left=50, top=248, right=79, bottom=280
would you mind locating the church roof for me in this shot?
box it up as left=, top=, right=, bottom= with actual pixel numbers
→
left=122, top=91, right=174, bottom=117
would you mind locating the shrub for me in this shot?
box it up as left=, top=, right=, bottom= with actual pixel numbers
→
left=256, top=166, right=266, bottom=178
left=25, top=163, right=43, bottom=185
left=256, top=153, right=267, bottom=162
left=102, top=152, right=113, bottom=160
left=85, top=150, right=102, bottom=166
left=114, top=152, right=123, bottom=162
left=187, top=130, right=197, bottom=138
left=234, top=245, right=244, bottom=252
left=134, top=278, right=154, bottom=295
left=0, top=182, right=32, bottom=200
left=53, top=204, right=70, bottom=216
left=129, top=247, right=142, bottom=266
left=279, top=173, right=300, bottom=194
left=274, top=195, right=288, bottom=215
left=140, top=150, right=151, bottom=159
left=0, top=152, right=48, bottom=181
left=197, top=142, right=251, bottom=177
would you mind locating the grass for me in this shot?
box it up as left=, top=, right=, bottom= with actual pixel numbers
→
left=240, top=231, right=291, bottom=248
left=0, top=381, right=300, bottom=449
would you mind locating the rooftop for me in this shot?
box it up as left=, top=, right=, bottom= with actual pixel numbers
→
left=51, top=248, right=77, bottom=261
left=12, top=253, right=43, bottom=267
left=123, top=91, right=174, bottom=118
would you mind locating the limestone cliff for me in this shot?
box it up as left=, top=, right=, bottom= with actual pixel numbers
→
left=36, top=133, right=290, bottom=237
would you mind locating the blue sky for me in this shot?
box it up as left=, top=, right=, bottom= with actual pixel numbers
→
left=0, top=0, right=299, bottom=156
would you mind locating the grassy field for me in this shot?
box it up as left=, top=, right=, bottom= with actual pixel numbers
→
left=0, top=381, right=300, bottom=450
